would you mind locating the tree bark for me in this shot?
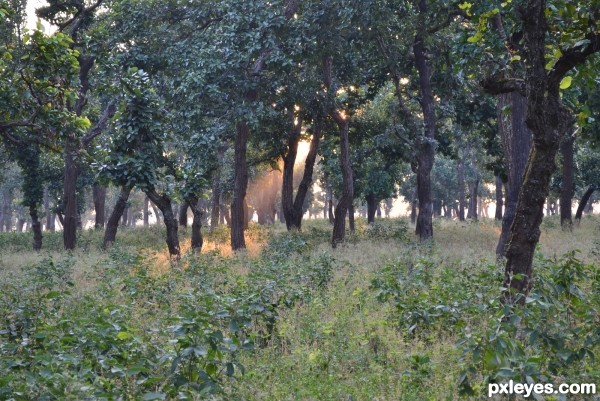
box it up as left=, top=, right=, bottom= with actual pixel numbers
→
left=2, top=190, right=13, bottom=231
left=210, top=165, right=221, bottom=232
left=467, top=178, right=479, bottom=220
left=575, top=186, right=595, bottom=223
left=331, top=113, right=353, bottom=248
left=43, top=187, right=54, bottom=232
left=322, top=56, right=354, bottom=248
left=348, top=203, right=355, bottom=233
left=29, top=204, right=42, bottom=251
left=500, top=0, right=596, bottom=304
left=327, top=186, right=334, bottom=224
left=584, top=195, right=594, bottom=213
left=457, top=159, right=466, bottom=221
left=63, top=146, right=79, bottom=250
left=178, top=202, right=188, bottom=228
left=146, top=188, right=180, bottom=259
left=559, top=132, right=575, bottom=228
left=220, top=203, right=231, bottom=226
left=282, top=123, right=321, bottom=230
left=231, top=121, right=250, bottom=250
left=187, top=197, right=203, bottom=251
left=93, top=185, right=107, bottom=229
left=143, top=195, right=149, bottom=226
left=413, top=0, right=435, bottom=241
left=495, top=92, right=532, bottom=257
left=366, top=193, right=377, bottom=224
left=495, top=175, right=504, bottom=220
left=102, top=186, right=131, bottom=249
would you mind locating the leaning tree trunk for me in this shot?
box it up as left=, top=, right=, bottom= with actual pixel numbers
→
left=63, top=146, right=79, bottom=250
left=495, top=175, right=504, bottom=220
left=575, top=186, right=595, bottom=223
left=366, top=193, right=377, bottom=224
left=282, top=123, right=321, bottom=230
left=29, top=204, right=42, bottom=251
left=560, top=132, right=575, bottom=228
left=146, top=188, right=180, bottom=259
left=496, top=92, right=532, bottom=257
left=102, top=186, right=131, bottom=249
left=231, top=121, right=250, bottom=251
left=93, top=185, right=107, bottom=229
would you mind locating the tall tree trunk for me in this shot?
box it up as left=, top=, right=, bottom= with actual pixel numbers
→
left=413, top=0, right=435, bottom=241
left=143, top=195, right=149, bottom=226
left=128, top=208, right=136, bottom=227
left=560, top=132, right=575, bottom=228
left=366, top=194, right=377, bottom=224
left=495, top=92, right=532, bottom=257
left=575, top=186, right=595, bottom=223
left=231, top=121, right=250, bottom=251
left=43, top=187, right=52, bottom=232
left=495, top=175, right=504, bottom=220
left=102, top=186, right=131, bottom=249
left=348, top=203, right=355, bottom=233
left=178, top=203, right=188, bottom=228
left=187, top=197, right=203, bottom=251
left=327, top=187, right=334, bottom=224
left=500, top=0, right=594, bottom=304
left=330, top=113, right=353, bottom=248
left=457, top=159, right=466, bottom=221
left=282, top=123, right=321, bottom=230
left=467, top=178, right=479, bottom=220
left=2, top=190, right=12, bottom=231
left=146, top=188, right=180, bottom=259
left=322, top=56, right=354, bottom=248
left=29, top=204, right=42, bottom=251
left=63, top=146, right=79, bottom=250
left=93, top=185, right=107, bottom=229
left=210, top=169, right=221, bottom=232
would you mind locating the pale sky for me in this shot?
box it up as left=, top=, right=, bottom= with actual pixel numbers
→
left=25, top=0, right=50, bottom=30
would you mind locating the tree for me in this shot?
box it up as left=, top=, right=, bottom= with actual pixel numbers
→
left=478, top=0, right=600, bottom=303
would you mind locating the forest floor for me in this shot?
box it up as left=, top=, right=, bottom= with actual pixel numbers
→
left=1, top=216, right=599, bottom=400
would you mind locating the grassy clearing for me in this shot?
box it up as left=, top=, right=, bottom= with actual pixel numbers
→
left=1, top=217, right=599, bottom=400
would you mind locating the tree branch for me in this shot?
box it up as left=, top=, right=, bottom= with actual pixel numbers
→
left=547, top=32, right=600, bottom=91
left=81, top=102, right=117, bottom=147
left=480, top=76, right=526, bottom=95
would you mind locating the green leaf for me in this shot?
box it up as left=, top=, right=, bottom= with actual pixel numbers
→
left=116, top=331, right=133, bottom=340
left=560, top=76, right=572, bottom=90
